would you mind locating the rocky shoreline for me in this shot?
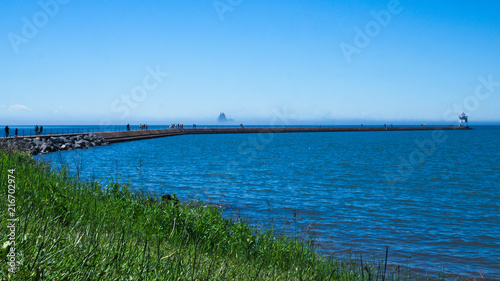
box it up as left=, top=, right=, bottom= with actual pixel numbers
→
left=0, top=134, right=109, bottom=155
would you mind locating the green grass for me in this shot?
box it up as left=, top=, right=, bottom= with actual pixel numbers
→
left=0, top=148, right=450, bottom=280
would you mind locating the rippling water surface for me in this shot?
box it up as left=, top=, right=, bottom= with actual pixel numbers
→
left=38, top=126, right=500, bottom=279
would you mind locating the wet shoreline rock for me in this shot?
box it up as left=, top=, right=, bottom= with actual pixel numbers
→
left=0, top=134, right=109, bottom=155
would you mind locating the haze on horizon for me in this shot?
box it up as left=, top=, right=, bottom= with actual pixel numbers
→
left=1, top=0, right=499, bottom=126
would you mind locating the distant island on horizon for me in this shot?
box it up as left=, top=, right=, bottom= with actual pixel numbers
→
left=217, top=112, right=234, bottom=123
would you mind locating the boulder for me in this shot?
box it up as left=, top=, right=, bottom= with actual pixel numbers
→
left=33, top=140, right=43, bottom=148
left=30, top=147, right=40, bottom=155
left=40, top=143, right=53, bottom=154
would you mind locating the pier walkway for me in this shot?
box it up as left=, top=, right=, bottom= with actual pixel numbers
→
left=94, top=126, right=470, bottom=144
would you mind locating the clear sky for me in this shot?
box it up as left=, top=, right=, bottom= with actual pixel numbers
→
left=1, top=0, right=499, bottom=125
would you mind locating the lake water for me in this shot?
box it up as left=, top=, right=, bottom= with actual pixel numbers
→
left=37, top=126, right=500, bottom=279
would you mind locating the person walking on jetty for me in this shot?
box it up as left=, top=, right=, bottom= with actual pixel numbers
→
left=127, top=124, right=130, bottom=131
left=15, top=128, right=18, bottom=137
left=34, top=125, right=39, bottom=135
left=4, top=126, right=9, bottom=137
left=40, top=125, right=43, bottom=135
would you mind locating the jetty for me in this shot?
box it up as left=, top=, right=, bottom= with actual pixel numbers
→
left=1, top=126, right=471, bottom=155
left=95, top=126, right=470, bottom=144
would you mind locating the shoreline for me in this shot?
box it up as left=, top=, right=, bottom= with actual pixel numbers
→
left=1, top=148, right=480, bottom=280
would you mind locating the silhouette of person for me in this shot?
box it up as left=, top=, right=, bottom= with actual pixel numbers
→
left=4, top=126, right=9, bottom=137
left=127, top=124, right=130, bottom=131
left=40, top=125, right=43, bottom=135
left=15, top=128, right=18, bottom=137
left=35, top=125, right=39, bottom=135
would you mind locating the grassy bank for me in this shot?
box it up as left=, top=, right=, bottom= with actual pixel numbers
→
left=1, top=149, right=436, bottom=280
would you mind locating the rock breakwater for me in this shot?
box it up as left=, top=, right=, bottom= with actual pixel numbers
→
left=0, top=134, right=109, bottom=155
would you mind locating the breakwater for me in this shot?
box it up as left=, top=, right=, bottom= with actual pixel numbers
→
left=96, top=126, right=471, bottom=143
left=0, top=134, right=109, bottom=155
left=1, top=126, right=471, bottom=154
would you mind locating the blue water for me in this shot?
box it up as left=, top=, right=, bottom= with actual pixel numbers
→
left=37, top=126, right=500, bottom=279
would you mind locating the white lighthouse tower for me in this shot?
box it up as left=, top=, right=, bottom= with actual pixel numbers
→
left=459, top=112, right=469, bottom=127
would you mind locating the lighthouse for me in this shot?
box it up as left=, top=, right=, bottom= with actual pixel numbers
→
left=459, top=113, right=469, bottom=127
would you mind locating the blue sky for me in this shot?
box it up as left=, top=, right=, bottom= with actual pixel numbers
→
left=1, top=0, right=499, bottom=125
